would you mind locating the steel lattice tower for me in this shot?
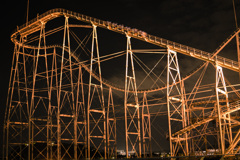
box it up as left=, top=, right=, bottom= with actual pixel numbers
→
left=3, top=9, right=240, bottom=159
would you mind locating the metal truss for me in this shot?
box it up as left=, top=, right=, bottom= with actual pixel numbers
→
left=4, top=38, right=30, bottom=160
left=142, top=92, right=152, bottom=157
left=4, top=9, right=240, bottom=159
left=167, top=48, right=188, bottom=156
left=172, top=65, right=238, bottom=156
left=4, top=16, right=88, bottom=160
left=124, top=35, right=141, bottom=158
left=107, top=88, right=117, bottom=159
left=55, top=16, right=80, bottom=160
left=225, top=100, right=240, bottom=155
left=215, top=65, right=232, bottom=154
left=87, top=24, right=106, bottom=159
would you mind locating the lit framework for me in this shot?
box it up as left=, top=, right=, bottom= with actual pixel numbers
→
left=3, top=8, right=240, bottom=159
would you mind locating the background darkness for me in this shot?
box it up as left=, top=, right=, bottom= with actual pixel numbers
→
left=1, top=0, right=240, bottom=157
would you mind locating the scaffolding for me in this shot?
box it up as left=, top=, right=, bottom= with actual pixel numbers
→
left=3, top=9, right=240, bottom=159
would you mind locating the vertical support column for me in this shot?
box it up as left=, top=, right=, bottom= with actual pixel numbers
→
left=216, top=67, right=224, bottom=155
left=42, top=22, right=51, bottom=160
left=107, top=87, right=117, bottom=159
left=66, top=15, right=77, bottom=160
left=215, top=65, right=232, bottom=155
left=189, top=106, right=195, bottom=154
left=57, top=16, right=69, bottom=159
left=236, top=33, right=240, bottom=80
left=4, top=40, right=26, bottom=160
left=167, top=48, right=188, bottom=156
left=142, top=92, right=152, bottom=158
left=232, top=0, right=240, bottom=80
left=48, top=47, right=57, bottom=160
left=56, top=15, right=79, bottom=159
left=75, top=65, right=87, bottom=159
left=66, top=15, right=78, bottom=160
left=29, top=22, right=49, bottom=160
left=87, top=23, right=106, bottom=159
left=124, top=35, right=141, bottom=158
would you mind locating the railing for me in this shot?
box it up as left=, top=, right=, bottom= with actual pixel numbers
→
left=12, top=8, right=240, bottom=71
left=199, top=100, right=240, bottom=118
left=172, top=99, right=240, bottom=137
left=221, top=100, right=240, bottom=114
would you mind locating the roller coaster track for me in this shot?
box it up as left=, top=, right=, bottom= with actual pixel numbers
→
left=172, top=100, right=240, bottom=137
left=11, top=8, right=240, bottom=93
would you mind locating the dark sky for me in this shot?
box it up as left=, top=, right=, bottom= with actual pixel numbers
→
left=1, top=0, right=240, bottom=155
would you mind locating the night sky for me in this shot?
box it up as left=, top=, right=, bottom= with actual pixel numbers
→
left=1, top=0, right=240, bottom=156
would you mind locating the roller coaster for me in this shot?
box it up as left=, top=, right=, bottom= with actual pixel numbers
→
left=3, top=8, right=240, bottom=159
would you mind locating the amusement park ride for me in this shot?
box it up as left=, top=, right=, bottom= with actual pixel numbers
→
left=3, top=8, right=240, bottom=159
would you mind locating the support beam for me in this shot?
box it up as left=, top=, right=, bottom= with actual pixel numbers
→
left=124, top=35, right=141, bottom=158
left=142, top=92, right=152, bottom=158
left=107, top=88, right=117, bottom=159
left=215, top=65, right=232, bottom=155
left=29, top=22, right=49, bottom=160
left=167, top=48, right=188, bottom=156
left=236, top=33, right=240, bottom=80
left=87, top=24, right=106, bottom=159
